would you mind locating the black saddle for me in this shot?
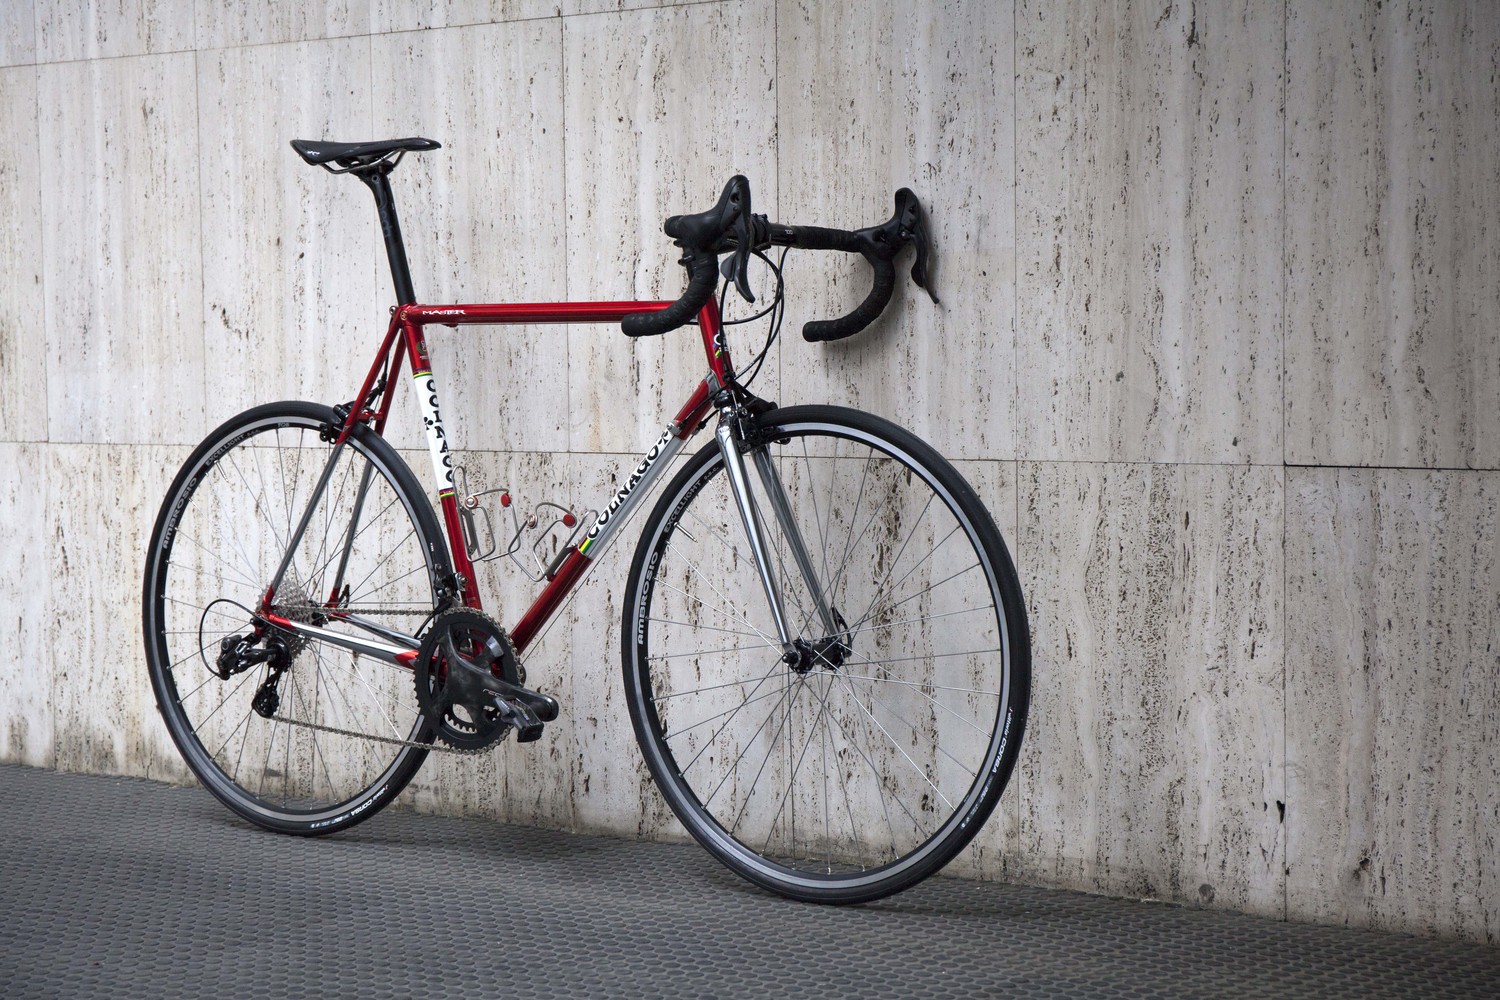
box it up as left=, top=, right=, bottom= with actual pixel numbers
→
left=290, top=137, right=440, bottom=172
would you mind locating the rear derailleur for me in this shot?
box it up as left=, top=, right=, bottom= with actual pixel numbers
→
left=414, top=609, right=560, bottom=750
left=214, top=631, right=291, bottom=719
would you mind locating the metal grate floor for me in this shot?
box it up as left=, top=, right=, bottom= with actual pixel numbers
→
left=1, top=764, right=1495, bottom=999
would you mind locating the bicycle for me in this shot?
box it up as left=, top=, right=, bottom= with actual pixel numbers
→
left=142, top=136, right=1030, bottom=904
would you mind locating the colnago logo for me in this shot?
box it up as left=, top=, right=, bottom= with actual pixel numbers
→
left=417, top=373, right=454, bottom=488
left=587, top=428, right=674, bottom=542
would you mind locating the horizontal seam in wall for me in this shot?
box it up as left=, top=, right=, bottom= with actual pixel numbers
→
left=1282, top=462, right=1500, bottom=474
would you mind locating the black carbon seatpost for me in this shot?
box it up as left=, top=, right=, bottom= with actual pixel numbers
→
left=358, top=166, right=417, bottom=306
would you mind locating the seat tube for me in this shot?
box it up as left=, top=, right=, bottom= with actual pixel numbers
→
left=715, top=416, right=795, bottom=654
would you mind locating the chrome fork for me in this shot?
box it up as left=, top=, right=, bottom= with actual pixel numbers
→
left=714, top=411, right=840, bottom=662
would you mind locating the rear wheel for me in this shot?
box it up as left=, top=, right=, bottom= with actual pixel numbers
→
left=622, top=405, right=1030, bottom=902
left=143, top=401, right=450, bottom=834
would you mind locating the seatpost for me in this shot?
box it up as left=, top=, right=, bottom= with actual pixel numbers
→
left=356, top=166, right=417, bottom=306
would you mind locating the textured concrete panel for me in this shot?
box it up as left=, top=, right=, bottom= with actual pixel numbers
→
left=1286, top=469, right=1500, bottom=942
left=0, top=67, right=41, bottom=443
left=196, top=0, right=367, bottom=49
left=778, top=0, right=1016, bottom=462
left=1019, top=462, right=1285, bottom=917
left=49, top=443, right=188, bottom=781
left=562, top=0, right=777, bottom=455
left=1017, top=0, right=1283, bottom=465
left=39, top=54, right=204, bottom=447
left=197, top=38, right=376, bottom=423
left=1285, top=1, right=1500, bottom=469
left=0, top=446, right=50, bottom=767
left=372, top=0, right=559, bottom=32
left=35, top=0, right=194, bottom=62
left=0, top=0, right=36, bottom=66
left=372, top=21, right=568, bottom=456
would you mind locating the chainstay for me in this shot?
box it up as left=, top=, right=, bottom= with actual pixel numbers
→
left=269, top=713, right=499, bottom=755
left=273, top=605, right=437, bottom=617
left=264, top=602, right=497, bottom=754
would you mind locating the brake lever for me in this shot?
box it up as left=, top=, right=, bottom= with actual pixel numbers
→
left=894, top=188, right=939, bottom=305
left=728, top=199, right=756, bottom=303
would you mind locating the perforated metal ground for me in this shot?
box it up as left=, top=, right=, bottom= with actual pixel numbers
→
left=1, top=765, right=1495, bottom=999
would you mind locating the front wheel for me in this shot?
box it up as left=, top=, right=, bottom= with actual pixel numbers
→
left=622, top=405, right=1030, bottom=903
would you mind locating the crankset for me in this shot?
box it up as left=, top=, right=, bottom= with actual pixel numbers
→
left=414, top=609, right=560, bottom=750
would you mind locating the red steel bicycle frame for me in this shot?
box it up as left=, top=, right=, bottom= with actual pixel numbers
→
left=339, top=298, right=733, bottom=659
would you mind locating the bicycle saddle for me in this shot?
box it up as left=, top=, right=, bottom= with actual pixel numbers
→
left=290, top=137, right=440, bottom=169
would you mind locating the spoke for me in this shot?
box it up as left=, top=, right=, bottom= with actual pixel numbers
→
left=838, top=646, right=1003, bottom=669
left=223, top=449, right=291, bottom=561
left=162, top=595, right=254, bottom=623
left=676, top=666, right=793, bottom=778
left=835, top=668, right=1000, bottom=702
left=838, top=666, right=984, bottom=778
left=870, top=561, right=983, bottom=624
left=206, top=688, right=257, bottom=763
left=759, top=682, right=832, bottom=860
left=651, top=671, right=793, bottom=703
left=346, top=554, right=428, bottom=610
left=299, top=481, right=404, bottom=600
left=724, top=678, right=801, bottom=836
left=167, top=536, right=262, bottom=594
left=840, top=603, right=996, bottom=644
left=825, top=450, right=875, bottom=611
left=804, top=668, right=913, bottom=854
left=698, top=679, right=797, bottom=809
left=850, top=524, right=965, bottom=635
left=648, top=641, right=780, bottom=663
left=663, top=677, right=799, bottom=742
left=274, top=427, right=298, bottom=554
left=190, top=669, right=259, bottom=732
left=645, top=616, right=774, bottom=643
left=658, top=541, right=783, bottom=651
left=338, top=655, right=415, bottom=742
left=283, top=660, right=340, bottom=801
left=834, top=672, right=954, bottom=813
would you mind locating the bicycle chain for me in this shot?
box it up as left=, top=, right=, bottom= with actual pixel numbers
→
left=268, top=712, right=500, bottom=755
left=264, top=601, right=499, bottom=754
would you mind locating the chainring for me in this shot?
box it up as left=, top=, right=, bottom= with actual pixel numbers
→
left=414, top=608, right=519, bottom=751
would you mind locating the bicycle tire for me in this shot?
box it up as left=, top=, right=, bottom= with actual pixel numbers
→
left=143, top=401, right=450, bottom=834
left=621, top=405, right=1029, bottom=903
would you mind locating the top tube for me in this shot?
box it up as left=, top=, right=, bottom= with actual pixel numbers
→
left=397, top=299, right=735, bottom=383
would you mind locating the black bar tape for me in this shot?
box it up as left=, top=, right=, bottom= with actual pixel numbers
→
left=787, top=226, right=865, bottom=253
left=802, top=257, right=897, bottom=342
left=621, top=251, right=720, bottom=337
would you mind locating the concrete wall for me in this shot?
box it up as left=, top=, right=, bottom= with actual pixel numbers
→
left=1, top=0, right=1495, bottom=942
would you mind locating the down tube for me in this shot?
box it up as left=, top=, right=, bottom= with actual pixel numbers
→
left=509, top=426, right=688, bottom=652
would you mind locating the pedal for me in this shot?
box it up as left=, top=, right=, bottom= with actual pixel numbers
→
left=485, top=675, right=560, bottom=743
left=490, top=693, right=544, bottom=743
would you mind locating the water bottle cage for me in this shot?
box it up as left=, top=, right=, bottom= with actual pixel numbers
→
left=454, top=467, right=595, bottom=582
